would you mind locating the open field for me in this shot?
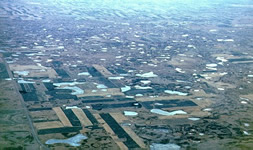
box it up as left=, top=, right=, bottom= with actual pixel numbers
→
left=34, top=121, right=64, bottom=130
left=1, top=0, right=253, bottom=149
left=111, top=113, right=146, bottom=149
left=94, top=113, right=127, bottom=150
left=72, top=108, right=93, bottom=127
left=53, top=107, right=73, bottom=127
left=0, top=80, right=39, bottom=149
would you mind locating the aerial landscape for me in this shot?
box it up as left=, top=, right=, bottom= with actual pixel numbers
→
left=0, top=0, right=253, bottom=149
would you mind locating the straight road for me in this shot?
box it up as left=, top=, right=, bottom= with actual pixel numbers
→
left=3, top=56, right=49, bottom=150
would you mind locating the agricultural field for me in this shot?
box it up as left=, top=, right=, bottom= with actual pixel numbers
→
left=0, top=0, right=253, bottom=149
left=0, top=62, right=39, bottom=149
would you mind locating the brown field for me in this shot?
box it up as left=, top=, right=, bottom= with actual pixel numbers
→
left=72, top=108, right=93, bottom=126
left=110, top=112, right=128, bottom=123
left=93, top=64, right=113, bottom=77
left=30, top=110, right=59, bottom=121
left=168, top=55, right=201, bottom=69
left=240, top=94, right=253, bottom=101
left=9, top=64, right=57, bottom=78
left=34, top=121, right=63, bottom=130
left=28, top=68, right=57, bottom=78
left=53, top=107, right=72, bottom=127
left=9, top=64, right=44, bottom=70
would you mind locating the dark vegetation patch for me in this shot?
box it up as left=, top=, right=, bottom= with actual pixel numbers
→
left=228, top=58, right=253, bottom=62
left=100, top=113, right=140, bottom=149
left=48, top=94, right=78, bottom=101
left=124, top=89, right=154, bottom=95
left=3, top=146, right=24, bottom=150
left=203, top=70, right=217, bottom=73
left=141, top=99, right=197, bottom=109
left=43, top=82, right=55, bottom=91
left=46, top=89, right=78, bottom=101
left=109, top=80, right=124, bottom=87
left=21, top=92, right=39, bottom=101
left=114, top=68, right=127, bottom=74
left=80, top=96, right=135, bottom=103
left=62, top=108, right=81, bottom=127
left=87, top=66, right=117, bottom=88
left=0, top=63, right=9, bottom=79
left=98, top=77, right=117, bottom=88
left=19, top=83, right=35, bottom=93
left=82, top=99, right=114, bottom=103
left=82, top=109, right=98, bottom=125
left=33, top=119, right=59, bottom=123
left=28, top=107, right=52, bottom=111
left=79, top=96, right=104, bottom=100
left=114, top=96, right=135, bottom=101
left=92, top=102, right=141, bottom=110
left=87, top=67, right=102, bottom=77
left=86, top=125, right=103, bottom=130
left=107, top=67, right=127, bottom=74
left=2, top=52, right=12, bottom=58
left=51, top=61, right=63, bottom=68
left=38, top=127, right=82, bottom=135
left=55, top=69, right=70, bottom=78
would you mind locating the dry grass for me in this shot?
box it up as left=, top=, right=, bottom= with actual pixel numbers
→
left=72, top=108, right=93, bottom=126
left=9, top=64, right=44, bottom=70
left=9, top=64, right=57, bottom=78
left=77, top=88, right=124, bottom=98
left=93, top=64, right=113, bottom=77
left=110, top=112, right=128, bottom=123
left=53, top=107, right=72, bottom=127
left=28, top=68, right=57, bottom=78
left=30, top=110, right=59, bottom=121
left=240, top=94, right=253, bottom=101
left=34, top=121, right=63, bottom=130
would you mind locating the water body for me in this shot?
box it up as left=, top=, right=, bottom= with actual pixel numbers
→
left=108, top=76, right=124, bottom=80
left=45, top=134, right=87, bottom=146
left=150, top=143, right=181, bottom=150
left=164, top=90, right=188, bottom=96
left=136, top=72, right=158, bottom=78
left=56, top=86, right=84, bottom=95
left=124, top=111, right=138, bottom=116
left=121, top=86, right=131, bottom=92
left=150, top=109, right=187, bottom=116
left=78, top=72, right=90, bottom=76
left=14, top=71, right=29, bottom=76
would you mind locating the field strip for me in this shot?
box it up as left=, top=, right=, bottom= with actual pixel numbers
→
left=53, top=107, right=72, bottom=127
left=34, top=121, right=64, bottom=130
left=122, top=126, right=146, bottom=148
left=93, top=64, right=113, bottom=77
left=110, top=112, right=128, bottom=123
left=93, top=114, right=128, bottom=150
left=72, top=108, right=93, bottom=126
left=110, top=113, right=146, bottom=148
left=136, top=96, right=188, bottom=102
